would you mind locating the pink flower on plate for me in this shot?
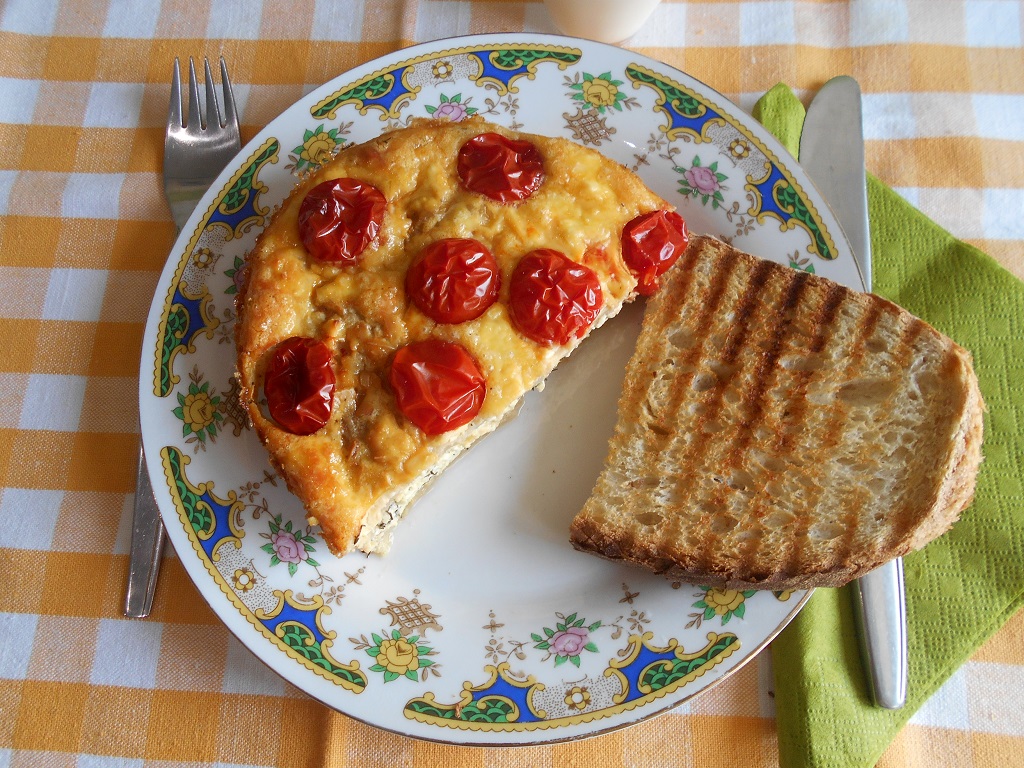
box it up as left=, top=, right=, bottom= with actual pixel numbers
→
left=550, top=626, right=589, bottom=656
left=532, top=613, right=601, bottom=667
left=426, top=94, right=477, bottom=122
left=271, top=530, right=308, bottom=564
left=434, top=101, right=468, bottom=122
left=684, top=164, right=721, bottom=196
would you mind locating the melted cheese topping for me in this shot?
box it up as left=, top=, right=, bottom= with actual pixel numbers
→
left=236, top=118, right=671, bottom=555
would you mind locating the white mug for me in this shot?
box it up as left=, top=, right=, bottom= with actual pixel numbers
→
left=543, top=0, right=663, bottom=44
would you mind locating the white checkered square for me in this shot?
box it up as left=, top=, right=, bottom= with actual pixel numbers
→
left=0, top=171, right=16, bottom=217
left=102, top=0, right=162, bottom=39
left=915, top=187, right=986, bottom=239
left=973, top=95, right=1024, bottom=140
left=221, top=636, right=286, bottom=696
left=84, top=82, right=147, bottom=129
left=310, top=0, right=366, bottom=42
left=966, top=660, right=1024, bottom=735
left=893, top=185, right=920, bottom=209
left=225, top=82, right=252, bottom=128
left=0, top=374, right=28, bottom=429
left=206, top=0, right=263, bottom=40
left=863, top=92, right=918, bottom=139
left=114, top=493, right=135, bottom=556
left=913, top=93, right=975, bottom=138
left=0, top=488, right=64, bottom=551
left=60, top=173, right=125, bottom=220
left=984, top=189, right=1024, bottom=239
left=18, top=373, right=88, bottom=432
left=909, top=663, right=971, bottom=729
left=740, top=1, right=797, bottom=46
left=414, top=0, right=472, bottom=43
left=0, top=612, right=39, bottom=679
left=0, top=267, right=49, bottom=320
left=850, top=0, right=910, bottom=44
left=0, top=77, right=41, bottom=124
left=629, top=3, right=688, bottom=46
left=524, top=1, right=557, bottom=33
left=90, top=618, right=163, bottom=688
left=42, top=268, right=108, bottom=322
left=966, top=0, right=1022, bottom=47
left=0, top=0, right=59, bottom=35
left=908, top=0, right=965, bottom=45
left=77, top=755, right=144, bottom=768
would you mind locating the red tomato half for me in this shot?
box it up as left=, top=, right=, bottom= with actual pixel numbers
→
left=622, top=209, right=689, bottom=295
left=457, top=133, right=544, bottom=203
left=298, top=178, right=386, bottom=265
left=406, top=238, right=500, bottom=324
left=389, top=340, right=486, bottom=435
left=509, top=249, right=603, bottom=346
left=264, top=337, right=336, bottom=435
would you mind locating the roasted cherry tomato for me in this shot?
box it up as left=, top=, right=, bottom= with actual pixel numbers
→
left=622, top=209, right=689, bottom=295
left=298, top=178, right=386, bottom=265
left=264, top=337, right=336, bottom=435
left=457, top=132, right=544, bottom=203
left=406, top=238, right=501, bottom=324
left=509, top=249, right=603, bottom=346
left=389, top=340, right=486, bottom=435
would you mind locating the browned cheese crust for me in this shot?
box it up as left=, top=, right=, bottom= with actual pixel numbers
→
left=569, top=235, right=985, bottom=590
left=236, top=118, right=671, bottom=556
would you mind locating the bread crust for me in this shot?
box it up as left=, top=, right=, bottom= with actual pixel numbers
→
left=569, top=235, right=985, bottom=590
left=236, top=118, right=672, bottom=556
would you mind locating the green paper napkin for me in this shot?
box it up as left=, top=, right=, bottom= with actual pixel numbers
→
left=755, top=83, right=1024, bottom=768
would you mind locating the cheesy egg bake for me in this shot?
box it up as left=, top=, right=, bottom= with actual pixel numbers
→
left=235, top=118, right=688, bottom=556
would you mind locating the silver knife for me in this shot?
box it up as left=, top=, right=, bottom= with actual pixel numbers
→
left=800, top=75, right=908, bottom=709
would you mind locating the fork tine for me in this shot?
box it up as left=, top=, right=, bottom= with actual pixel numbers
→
left=168, top=58, right=183, bottom=129
left=203, top=58, right=222, bottom=129
left=187, top=57, right=203, bottom=133
left=219, top=57, right=239, bottom=139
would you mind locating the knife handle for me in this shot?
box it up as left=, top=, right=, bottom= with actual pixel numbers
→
left=850, top=558, right=908, bottom=709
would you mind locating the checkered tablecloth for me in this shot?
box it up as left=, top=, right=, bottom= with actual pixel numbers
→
left=1, top=0, right=1022, bottom=766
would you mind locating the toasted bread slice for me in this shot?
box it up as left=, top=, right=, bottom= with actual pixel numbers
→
left=236, top=118, right=679, bottom=557
left=569, top=235, right=984, bottom=590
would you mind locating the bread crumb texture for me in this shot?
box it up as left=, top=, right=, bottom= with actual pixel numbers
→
left=570, top=235, right=984, bottom=590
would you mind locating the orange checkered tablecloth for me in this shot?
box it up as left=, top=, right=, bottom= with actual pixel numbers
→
left=1, top=1, right=1023, bottom=766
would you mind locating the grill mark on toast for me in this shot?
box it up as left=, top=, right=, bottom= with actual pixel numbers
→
left=576, top=232, right=982, bottom=589
left=641, top=244, right=741, bottom=458
left=782, top=297, right=885, bottom=576
left=693, top=267, right=811, bottom=578
left=742, top=280, right=848, bottom=525
left=608, top=241, right=735, bottom=568
left=749, top=283, right=846, bottom=576
left=828, top=310, right=877, bottom=561
left=649, top=241, right=704, bottom=340
left=831, top=307, right=924, bottom=561
left=656, top=255, right=778, bottom=569
left=879, top=315, right=930, bottom=553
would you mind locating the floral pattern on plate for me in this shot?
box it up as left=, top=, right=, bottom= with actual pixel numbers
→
left=141, top=34, right=862, bottom=745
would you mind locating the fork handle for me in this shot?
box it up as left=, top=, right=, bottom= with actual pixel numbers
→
left=124, top=444, right=166, bottom=618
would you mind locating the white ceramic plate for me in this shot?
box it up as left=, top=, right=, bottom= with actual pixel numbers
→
left=140, top=34, right=862, bottom=745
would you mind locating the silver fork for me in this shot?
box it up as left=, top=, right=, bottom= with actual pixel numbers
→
left=125, top=57, right=241, bottom=618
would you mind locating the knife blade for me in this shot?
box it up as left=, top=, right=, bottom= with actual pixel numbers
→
left=800, top=75, right=908, bottom=710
